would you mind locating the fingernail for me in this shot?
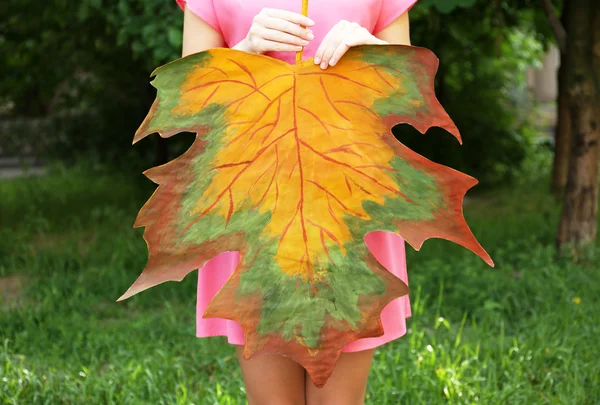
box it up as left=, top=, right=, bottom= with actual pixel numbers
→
left=307, top=32, right=314, bottom=40
left=301, top=40, right=309, bottom=45
left=314, top=56, right=320, bottom=64
left=329, top=58, right=336, bottom=66
left=320, top=62, right=327, bottom=69
left=307, top=19, right=315, bottom=26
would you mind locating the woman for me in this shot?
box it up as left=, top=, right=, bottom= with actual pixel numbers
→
left=177, top=1, right=416, bottom=403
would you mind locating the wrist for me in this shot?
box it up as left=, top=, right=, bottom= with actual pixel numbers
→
left=233, top=37, right=256, bottom=53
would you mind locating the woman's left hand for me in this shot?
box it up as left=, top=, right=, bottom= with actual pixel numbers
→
left=314, top=20, right=387, bottom=69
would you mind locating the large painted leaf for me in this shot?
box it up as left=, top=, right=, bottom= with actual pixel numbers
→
left=118, top=45, right=494, bottom=387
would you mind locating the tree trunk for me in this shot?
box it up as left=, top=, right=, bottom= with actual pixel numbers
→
left=556, top=0, right=600, bottom=252
left=550, top=4, right=571, bottom=196
left=550, top=51, right=571, bottom=196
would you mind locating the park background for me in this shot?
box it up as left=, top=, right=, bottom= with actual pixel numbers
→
left=1, top=0, right=599, bottom=403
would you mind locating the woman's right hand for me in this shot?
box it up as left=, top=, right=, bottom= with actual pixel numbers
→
left=233, top=8, right=315, bottom=54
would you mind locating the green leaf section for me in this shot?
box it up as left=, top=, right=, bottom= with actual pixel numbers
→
left=144, top=51, right=215, bottom=135
left=359, top=157, right=444, bottom=233
left=353, top=46, right=431, bottom=117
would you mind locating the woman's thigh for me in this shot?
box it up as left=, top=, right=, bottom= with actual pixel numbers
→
left=305, top=348, right=375, bottom=405
left=235, top=345, right=306, bottom=405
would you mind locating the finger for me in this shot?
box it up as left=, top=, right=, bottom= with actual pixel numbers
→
left=314, top=27, right=339, bottom=65
left=263, top=8, right=315, bottom=27
left=319, top=37, right=344, bottom=69
left=262, top=17, right=314, bottom=41
left=261, top=28, right=310, bottom=46
left=257, top=39, right=304, bottom=53
left=328, top=42, right=350, bottom=66
left=313, top=38, right=327, bottom=65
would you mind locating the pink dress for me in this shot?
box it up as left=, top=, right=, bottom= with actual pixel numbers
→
left=177, top=0, right=416, bottom=352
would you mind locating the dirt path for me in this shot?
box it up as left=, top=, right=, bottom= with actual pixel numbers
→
left=0, top=157, right=46, bottom=179
left=0, top=274, right=28, bottom=309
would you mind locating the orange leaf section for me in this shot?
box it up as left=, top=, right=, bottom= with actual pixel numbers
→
left=133, top=48, right=472, bottom=285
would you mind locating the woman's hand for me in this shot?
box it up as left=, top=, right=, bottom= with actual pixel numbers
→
left=314, top=20, right=387, bottom=69
left=233, top=8, right=315, bottom=54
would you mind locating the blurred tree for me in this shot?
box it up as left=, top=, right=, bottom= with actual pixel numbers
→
left=81, top=0, right=186, bottom=164
left=0, top=0, right=182, bottom=116
left=399, top=0, right=550, bottom=186
left=1, top=0, right=551, bottom=183
left=556, top=0, right=600, bottom=252
left=535, top=0, right=572, bottom=197
left=79, top=0, right=182, bottom=70
left=1, top=0, right=86, bottom=116
left=0, top=0, right=174, bottom=166
left=423, top=0, right=599, bottom=249
left=547, top=2, right=570, bottom=197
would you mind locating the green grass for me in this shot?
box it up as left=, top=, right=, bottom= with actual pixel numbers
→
left=1, top=164, right=599, bottom=404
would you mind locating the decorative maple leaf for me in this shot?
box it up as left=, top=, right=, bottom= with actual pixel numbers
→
left=117, top=45, right=494, bottom=387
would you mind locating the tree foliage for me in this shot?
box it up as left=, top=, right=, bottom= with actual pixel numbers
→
left=396, top=1, right=550, bottom=185
left=1, top=0, right=556, bottom=185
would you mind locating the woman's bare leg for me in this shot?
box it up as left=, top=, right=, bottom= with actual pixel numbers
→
left=235, top=345, right=306, bottom=405
left=305, top=348, right=375, bottom=405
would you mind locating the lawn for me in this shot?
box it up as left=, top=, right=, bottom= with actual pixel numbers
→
left=1, top=164, right=599, bottom=404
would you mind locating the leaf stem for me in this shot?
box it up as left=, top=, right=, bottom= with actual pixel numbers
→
left=296, top=0, right=309, bottom=64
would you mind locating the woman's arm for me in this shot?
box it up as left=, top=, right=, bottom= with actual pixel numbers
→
left=182, top=5, right=225, bottom=57
left=375, top=11, right=411, bottom=46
